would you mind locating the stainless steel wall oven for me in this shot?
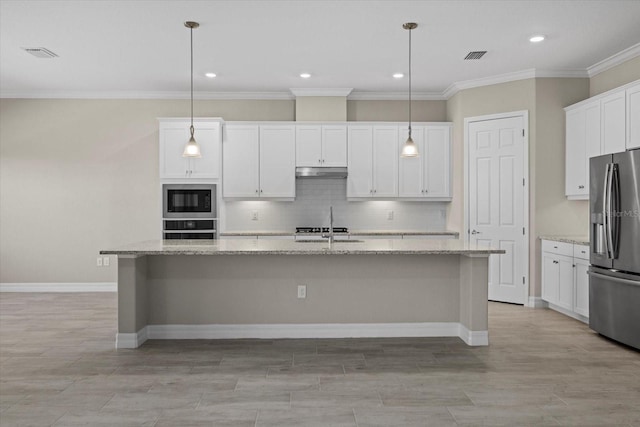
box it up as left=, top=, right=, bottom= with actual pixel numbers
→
left=162, top=184, right=217, bottom=239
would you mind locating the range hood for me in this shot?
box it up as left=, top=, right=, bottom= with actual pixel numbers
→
left=295, top=167, right=348, bottom=179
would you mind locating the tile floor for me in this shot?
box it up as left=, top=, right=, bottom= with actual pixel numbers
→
left=0, top=293, right=639, bottom=426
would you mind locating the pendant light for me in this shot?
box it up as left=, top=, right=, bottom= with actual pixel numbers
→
left=401, top=22, right=419, bottom=158
left=183, top=21, right=201, bottom=158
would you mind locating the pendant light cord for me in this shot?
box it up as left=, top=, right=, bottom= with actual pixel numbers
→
left=408, top=26, right=412, bottom=139
left=190, top=25, right=194, bottom=137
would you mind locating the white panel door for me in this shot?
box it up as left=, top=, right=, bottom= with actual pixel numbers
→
left=347, top=126, right=374, bottom=198
left=398, top=126, right=424, bottom=197
left=223, top=125, right=259, bottom=198
left=601, top=91, right=626, bottom=154
left=574, top=258, right=590, bottom=317
left=322, top=125, right=348, bottom=166
left=372, top=126, right=399, bottom=197
left=424, top=125, right=451, bottom=198
left=469, top=116, right=526, bottom=304
left=259, top=125, right=296, bottom=198
left=295, top=125, right=322, bottom=167
left=627, top=82, right=640, bottom=150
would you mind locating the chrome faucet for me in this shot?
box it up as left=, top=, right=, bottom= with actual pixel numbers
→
left=322, top=206, right=334, bottom=243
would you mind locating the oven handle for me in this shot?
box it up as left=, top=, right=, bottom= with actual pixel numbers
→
left=588, top=271, right=640, bottom=287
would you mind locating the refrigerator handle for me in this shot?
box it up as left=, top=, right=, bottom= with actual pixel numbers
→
left=603, top=163, right=612, bottom=258
left=610, top=163, right=620, bottom=259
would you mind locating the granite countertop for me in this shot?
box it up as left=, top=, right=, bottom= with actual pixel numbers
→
left=101, top=238, right=504, bottom=256
left=539, top=236, right=590, bottom=246
left=220, top=230, right=459, bottom=237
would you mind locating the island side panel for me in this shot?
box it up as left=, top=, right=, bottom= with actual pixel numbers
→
left=116, top=255, right=149, bottom=348
left=145, top=254, right=460, bottom=326
left=459, top=254, right=490, bottom=346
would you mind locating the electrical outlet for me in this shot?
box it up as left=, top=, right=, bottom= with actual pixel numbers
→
left=387, top=210, right=394, bottom=220
left=103, top=256, right=110, bottom=267
left=297, top=285, right=307, bottom=299
left=96, top=256, right=103, bottom=267
left=251, top=211, right=259, bottom=221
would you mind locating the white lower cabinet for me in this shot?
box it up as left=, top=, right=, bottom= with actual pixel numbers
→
left=541, top=239, right=590, bottom=321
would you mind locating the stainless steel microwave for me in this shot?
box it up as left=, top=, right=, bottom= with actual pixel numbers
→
left=162, top=184, right=217, bottom=219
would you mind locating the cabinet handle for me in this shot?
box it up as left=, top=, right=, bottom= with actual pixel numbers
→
left=255, top=189, right=258, bottom=194
left=322, top=159, right=325, bottom=163
left=318, top=159, right=321, bottom=164
left=578, top=185, right=584, bottom=189
left=425, top=189, right=428, bottom=193
left=260, top=189, right=263, bottom=193
left=553, top=260, right=559, bottom=264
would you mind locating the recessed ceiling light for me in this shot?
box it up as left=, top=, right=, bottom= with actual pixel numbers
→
left=300, top=73, right=311, bottom=79
left=205, top=72, right=216, bottom=78
left=393, top=73, right=404, bottom=79
left=529, top=35, right=545, bottom=43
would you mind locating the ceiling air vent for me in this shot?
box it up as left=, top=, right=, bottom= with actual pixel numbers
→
left=464, top=51, right=487, bottom=60
left=22, top=47, right=58, bottom=58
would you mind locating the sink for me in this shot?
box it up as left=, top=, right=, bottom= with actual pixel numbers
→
left=295, top=239, right=364, bottom=243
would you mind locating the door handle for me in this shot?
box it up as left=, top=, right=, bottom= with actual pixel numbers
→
left=471, top=230, right=481, bottom=235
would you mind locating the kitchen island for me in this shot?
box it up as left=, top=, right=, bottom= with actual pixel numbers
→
left=101, top=239, right=504, bottom=348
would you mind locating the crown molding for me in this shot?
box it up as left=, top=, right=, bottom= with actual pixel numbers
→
left=348, top=91, right=446, bottom=101
left=289, top=88, right=353, bottom=97
left=587, top=42, right=640, bottom=78
left=0, top=91, right=295, bottom=100
left=443, top=68, right=589, bottom=99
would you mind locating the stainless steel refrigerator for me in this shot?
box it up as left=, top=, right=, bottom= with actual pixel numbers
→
left=589, top=149, right=640, bottom=349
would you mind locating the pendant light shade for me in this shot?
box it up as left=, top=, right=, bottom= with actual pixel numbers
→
left=183, top=21, right=202, bottom=158
left=401, top=22, right=419, bottom=158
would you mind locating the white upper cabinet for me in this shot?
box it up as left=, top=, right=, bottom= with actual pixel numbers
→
left=399, top=124, right=452, bottom=200
left=223, top=125, right=260, bottom=197
left=565, top=101, right=600, bottom=199
left=222, top=124, right=295, bottom=198
left=565, top=79, right=639, bottom=200
left=295, top=124, right=347, bottom=167
left=259, top=125, right=296, bottom=198
left=159, top=119, right=221, bottom=180
left=347, top=126, right=374, bottom=198
left=601, top=91, right=626, bottom=155
left=627, top=82, right=640, bottom=150
left=372, top=126, right=399, bottom=197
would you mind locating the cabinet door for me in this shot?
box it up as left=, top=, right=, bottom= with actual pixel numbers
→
left=321, top=125, right=348, bottom=167
left=259, top=125, right=296, bottom=198
left=398, top=126, right=424, bottom=197
left=372, top=126, right=399, bottom=197
left=601, top=91, right=626, bottom=154
left=424, top=125, right=451, bottom=198
left=223, top=125, right=259, bottom=198
left=190, top=122, right=221, bottom=179
left=160, top=124, right=191, bottom=179
left=574, top=258, right=590, bottom=317
left=557, top=255, right=575, bottom=311
left=565, top=108, right=587, bottom=197
left=627, top=82, right=640, bottom=150
left=542, top=252, right=560, bottom=305
left=295, top=125, right=322, bottom=167
left=347, top=126, right=374, bottom=198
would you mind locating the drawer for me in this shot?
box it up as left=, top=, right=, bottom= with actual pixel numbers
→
left=541, top=240, right=573, bottom=257
left=573, top=244, right=590, bottom=260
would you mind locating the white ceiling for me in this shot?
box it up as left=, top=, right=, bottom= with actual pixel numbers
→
left=2, top=0, right=640, bottom=99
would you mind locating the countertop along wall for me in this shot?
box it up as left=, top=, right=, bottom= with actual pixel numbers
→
left=0, top=98, right=445, bottom=285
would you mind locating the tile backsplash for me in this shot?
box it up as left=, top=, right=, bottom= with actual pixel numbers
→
left=222, top=179, right=447, bottom=231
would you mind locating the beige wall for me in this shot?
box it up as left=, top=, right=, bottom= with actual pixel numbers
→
left=347, top=100, right=447, bottom=122
left=0, top=99, right=294, bottom=284
left=590, top=56, right=640, bottom=96
left=445, top=77, right=592, bottom=298
left=296, top=96, right=347, bottom=121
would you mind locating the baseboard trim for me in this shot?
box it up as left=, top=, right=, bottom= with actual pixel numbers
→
left=547, top=302, right=589, bottom=324
left=116, top=327, right=148, bottom=349
left=0, top=282, right=117, bottom=292
left=112, top=322, right=490, bottom=348
left=458, top=325, right=489, bottom=346
left=528, top=297, right=548, bottom=308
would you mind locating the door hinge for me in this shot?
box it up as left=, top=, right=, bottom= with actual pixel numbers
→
left=522, top=129, right=525, bottom=137
left=523, top=227, right=525, bottom=235
left=523, top=276, right=525, bottom=285
left=523, top=178, right=525, bottom=186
